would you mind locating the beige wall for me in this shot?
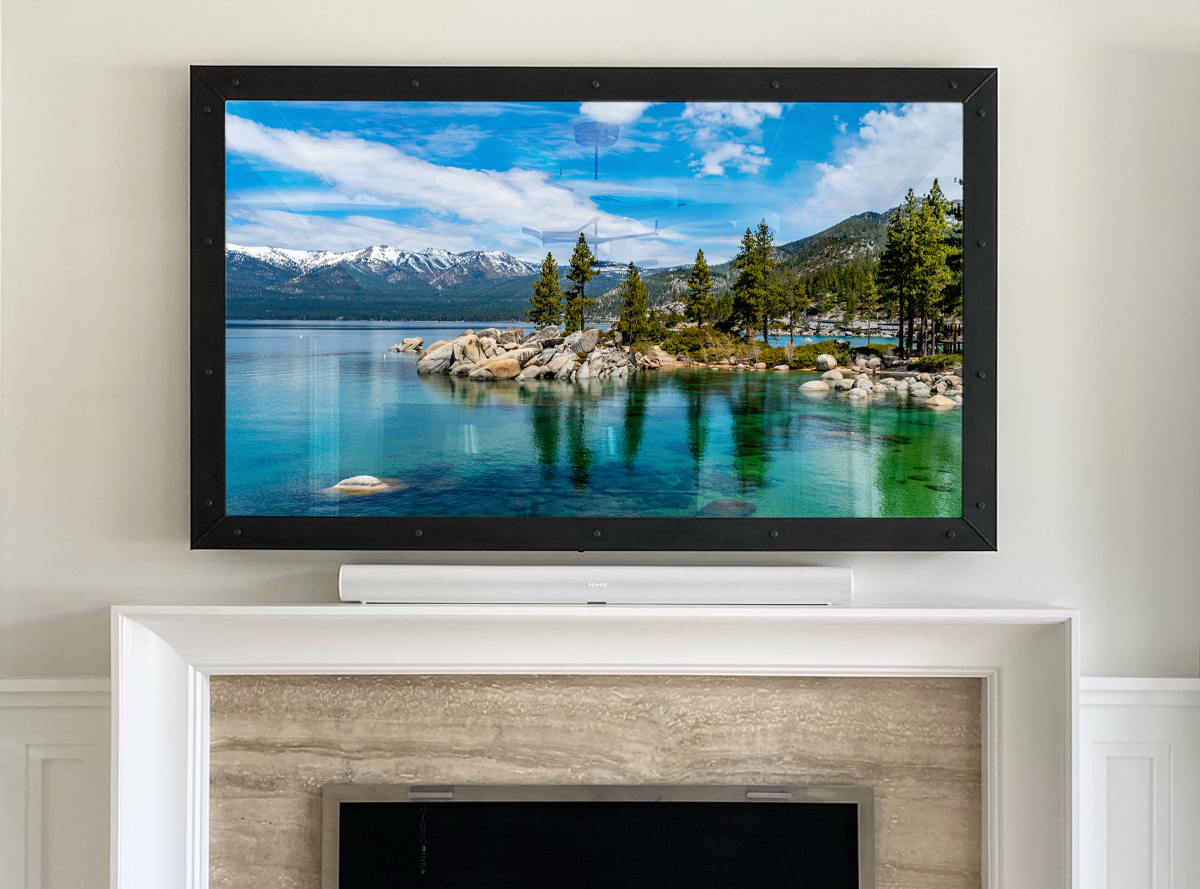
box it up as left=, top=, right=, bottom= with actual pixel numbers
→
left=2, top=0, right=1198, bottom=677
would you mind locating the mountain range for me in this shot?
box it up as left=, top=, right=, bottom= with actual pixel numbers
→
left=225, top=211, right=891, bottom=322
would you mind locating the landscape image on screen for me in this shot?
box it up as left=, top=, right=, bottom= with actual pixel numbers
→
left=225, top=99, right=965, bottom=518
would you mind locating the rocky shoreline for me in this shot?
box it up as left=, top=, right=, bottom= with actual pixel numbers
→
left=797, top=353, right=964, bottom=409
left=388, top=327, right=963, bottom=408
left=391, top=325, right=663, bottom=382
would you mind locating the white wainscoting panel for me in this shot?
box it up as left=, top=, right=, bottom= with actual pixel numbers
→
left=1081, top=678, right=1200, bottom=889
left=0, top=680, right=110, bottom=889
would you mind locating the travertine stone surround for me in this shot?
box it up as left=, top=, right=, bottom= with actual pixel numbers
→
left=210, top=675, right=981, bottom=889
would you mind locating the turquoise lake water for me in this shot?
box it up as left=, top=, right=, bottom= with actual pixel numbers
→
left=226, top=321, right=961, bottom=518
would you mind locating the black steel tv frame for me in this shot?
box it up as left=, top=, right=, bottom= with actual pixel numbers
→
left=191, top=66, right=997, bottom=552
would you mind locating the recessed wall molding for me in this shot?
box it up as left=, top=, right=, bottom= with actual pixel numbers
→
left=1081, top=678, right=1200, bottom=889
left=0, top=680, right=110, bottom=889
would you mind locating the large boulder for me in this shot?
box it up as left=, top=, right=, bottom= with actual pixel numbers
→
left=854, top=377, right=873, bottom=390
left=846, top=388, right=868, bottom=399
left=815, top=353, right=837, bottom=371
left=772, top=365, right=790, bottom=371
left=554, top=359, right=578, bottom=380
left=475, top=328, right=503, bottom=341
left=453, top=334, right=485, bottom=365
left=799, top=380, right=830, bottom=392
left=509, top=346, right=542, bottom=367
left=546, top=352, right=575, bottom=375
left=418, top=339, right=449, bottom=360
left=497, top=328, right=522, bottom=345
left=416, top=342, right=455, bottom=373
left=867, top=356, right=882, bottom=369
left=924, top=394, right=956, bottom=408
left=821, top=370, right=843, bottom=381
left=469, top=358, right=522, bottom=380
left=563, top=328, right=600, bottom=354
left=389, top=337, right=424, bottom=353
left=521, top=325, right=558, bottom=345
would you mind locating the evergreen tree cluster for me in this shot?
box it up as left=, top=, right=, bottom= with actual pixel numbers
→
left=875, top=180, right=960, bottom=356
left=523, top=186, right=962, bottom=358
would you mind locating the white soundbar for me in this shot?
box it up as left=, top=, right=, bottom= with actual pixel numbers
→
left=338, top=564, right=853, bottom=605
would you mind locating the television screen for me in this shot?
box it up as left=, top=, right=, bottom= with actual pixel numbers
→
left=191, top=68, right=996, bottom=550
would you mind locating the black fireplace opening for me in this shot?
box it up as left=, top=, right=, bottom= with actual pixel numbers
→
left=327, top=787, right=872, bottom=889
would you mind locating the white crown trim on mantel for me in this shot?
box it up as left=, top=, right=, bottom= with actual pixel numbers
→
left=110, top=603, right=1080, bottom=889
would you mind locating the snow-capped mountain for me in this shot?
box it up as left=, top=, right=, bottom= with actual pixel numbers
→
left=226, top=243, right=542, bottom=292
left=226, top=242, right=643, bottom=321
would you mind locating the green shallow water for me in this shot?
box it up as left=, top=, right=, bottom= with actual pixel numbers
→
left=226, top=324, right=962, bottom=518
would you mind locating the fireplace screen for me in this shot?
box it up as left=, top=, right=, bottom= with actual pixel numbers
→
left=322, top=785, right=874, bottom=889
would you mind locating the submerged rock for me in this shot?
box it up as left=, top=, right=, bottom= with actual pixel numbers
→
left=698, top=499, right=758, bottom=518
left=924, top=394, right=956, bottom=409
left=331, top=475, right=390, bottom=493
left=800, top=380, right=830, bottom=391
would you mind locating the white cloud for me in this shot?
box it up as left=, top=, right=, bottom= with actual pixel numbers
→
left=692, top=142, right=770, bottom=177
left=417, top=124, right=485, bottom=158
left=229, top=187, right=393, bottom=210
left=225, top=114, right=627, bottom=236
left=579, top=102, right=656, bottom=125
left=225, top=209, right=484, bottom=254
left=801, top=103, right=963, bottom=224
left=682, top=102, right=783, bottom=135
left=681, top=102, right=783, bottom=178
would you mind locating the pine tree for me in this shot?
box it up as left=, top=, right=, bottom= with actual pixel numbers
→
left=913, top=180, right=954, bottom=355
left=781, top=269, right=810, bottom=346
left=525, top=252, right=563, bottom=328
left=684, top=248, right=715, bottom=325
left=563, top=234, right=598, bottom=334
left=731, top=219, right=781, bottom=343
left=877, top=189, right=920, bottom=356
left=616, top=262, right=649, bottom=348
left=862, top=270, right=879, bottom=346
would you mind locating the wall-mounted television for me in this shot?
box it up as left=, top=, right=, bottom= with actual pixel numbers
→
left=191, top=66, right=996, bottom=551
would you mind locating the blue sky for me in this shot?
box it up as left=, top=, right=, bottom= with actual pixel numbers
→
left=226, top=99, right=962, bottom=268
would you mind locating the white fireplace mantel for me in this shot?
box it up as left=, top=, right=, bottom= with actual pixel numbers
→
left=111, top=603, right=1079, bottom=889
